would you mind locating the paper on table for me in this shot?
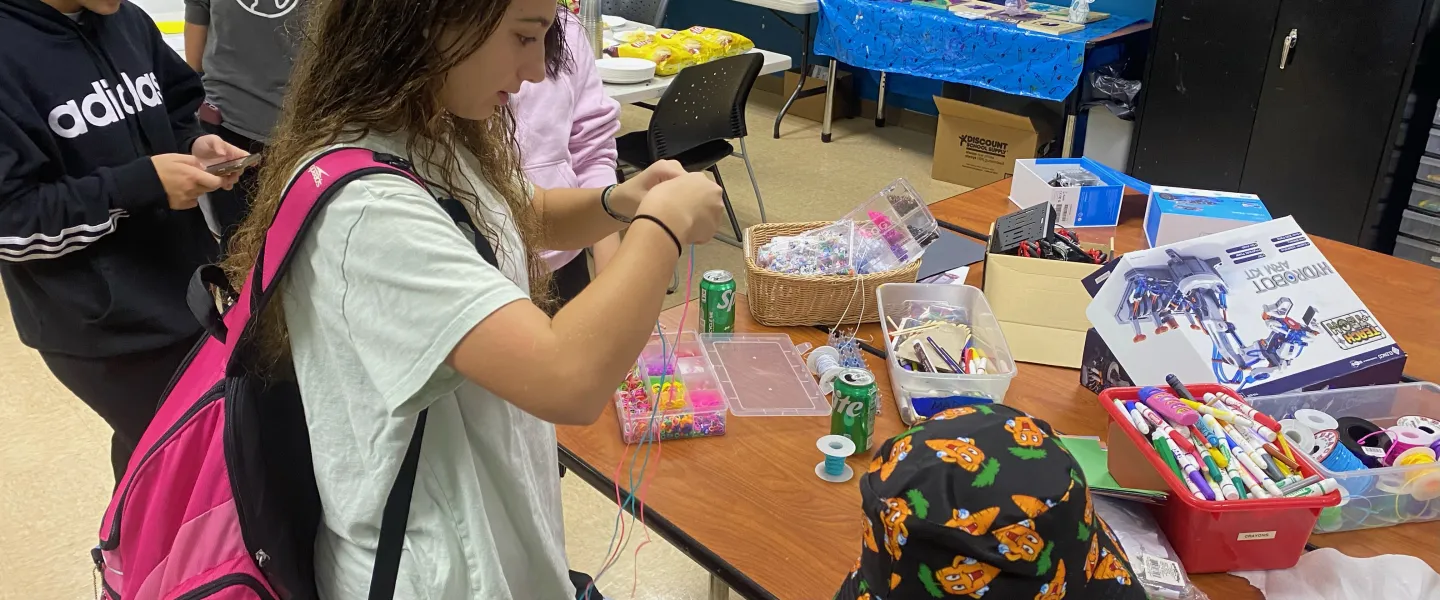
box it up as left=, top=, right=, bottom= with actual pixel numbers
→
left=1057, top=436, right=1168, bottom=502
left=1234, top=548, right=1440, bottom=600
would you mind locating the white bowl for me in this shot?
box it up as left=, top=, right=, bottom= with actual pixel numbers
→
left=602, top=15, right=628, bottom=29
left=597, top=57, right=656, bottom=84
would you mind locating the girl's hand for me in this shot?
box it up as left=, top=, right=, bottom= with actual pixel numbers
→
left=636, top=172, right=724, bottom=245
left=609, top=160, right=687, bottom=218
left=190, top=134, right=249, bottom=190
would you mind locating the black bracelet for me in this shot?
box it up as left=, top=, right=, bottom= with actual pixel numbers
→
left=600, top=184, right=630, bottom=223
left=630, top=214, right=682, bottom=257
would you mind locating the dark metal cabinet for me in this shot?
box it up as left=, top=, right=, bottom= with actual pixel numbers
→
left=1130, top=0, right=1431, bottom=246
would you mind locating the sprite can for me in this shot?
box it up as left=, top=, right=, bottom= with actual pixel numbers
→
left=831, top=368, right=878, bottom=451
left=699, top=270, right=736, bottom=333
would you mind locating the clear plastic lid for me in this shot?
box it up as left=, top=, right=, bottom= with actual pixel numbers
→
left=837, top=178, right=941, bottom=270
left=700, top=333, right=830, bottom=416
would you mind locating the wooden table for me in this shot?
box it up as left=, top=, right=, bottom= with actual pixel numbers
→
left=557, top=181, right=1440, bottom=600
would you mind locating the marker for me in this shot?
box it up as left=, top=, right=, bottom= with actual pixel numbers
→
left=1165, top=374, right=1198, bottom=402
left=1284, top=478, right=1340, bottom=498
left=1181, top=399, right=1256, bottom=427
left=1208, top=446, right=1228, bottom=470
left=1231, top=464, right=1267, bottom=498
left=1134, top=404, right=1198, bottom=454
left=1200, top=415, right=1235, bottom=466
left=1262, top=440, right=1301, bottom=471
left=1169, top=441, right=1214, bottom=501
left=1151, top=432, right=1183, bottom=479
left=1280, top=474, right=1321, bottom=495
left=1275, top=433, right=1299, bottom=466
left=927, top=336, right=962, bottom=373
left=1208, top=392, right=1281, bottom=439
left=1140, top=386, right=1200, bottom=426
left=1210, top=469, right=1239, bottom=500
left=1230, top=470, right=1250, bottom=499
left=1122, top=401, right=1151, bottom=435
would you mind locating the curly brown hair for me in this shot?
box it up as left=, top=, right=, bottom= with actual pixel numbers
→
left=222, top=0, right=555, bottom=369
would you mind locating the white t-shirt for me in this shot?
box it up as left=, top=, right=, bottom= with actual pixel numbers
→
left=280, top=133, right=574, bottom=600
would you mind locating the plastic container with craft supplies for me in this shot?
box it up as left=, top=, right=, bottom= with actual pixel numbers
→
left=1393, top=235, right=1440, bottom=268
left=1399, top=209, right=1440, bottom=243
left=615, top=331, right=730, bottom=443
left=1097, top=384, right=1340, bottom=573
left=1408, top=182, right=1440, bottom=212
left=1417, top=156, right=1440, bottom=187
left=876, top=284, right=1016, bottom=425
left=746, top=179, right=939, bottom=326
left=1244, top=382, right=1440, bottom=534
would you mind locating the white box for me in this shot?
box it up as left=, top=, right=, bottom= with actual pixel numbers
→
left=1143, top=186, right=1272, bottom=247
left=1084, top=217, right=1406, bottom=396
left=1010, top=157, right=1148, bottom=228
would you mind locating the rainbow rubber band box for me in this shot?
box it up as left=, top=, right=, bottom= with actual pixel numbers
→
left=1080, top=216, right=1406, bottom=396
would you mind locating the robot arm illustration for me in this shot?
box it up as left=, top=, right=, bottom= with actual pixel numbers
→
left=1113, top=250, right=1319, bottom=389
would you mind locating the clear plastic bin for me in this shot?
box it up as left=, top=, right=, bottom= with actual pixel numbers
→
left=1427, top=127, right=1440, bottom=155
left=1246, top=382, right=1440, bottom=533
left=839, top=178, right=940, bottom=268
left=1408, top=183, right=1440, bottom=213
left=876, top=284, right=1016, bottom=425
left=1400, top=209, right=1440, bottom=243
left=1417, top=156, right=1440, bottom=186
left=1394, top=235, right=1440, bottom=268
left=614, top=331, right=729, bottom=443
left=699, top=333, right=828, bottom=416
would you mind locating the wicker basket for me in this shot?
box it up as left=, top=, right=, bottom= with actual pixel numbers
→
left=744, top=221, right=921, bottom=327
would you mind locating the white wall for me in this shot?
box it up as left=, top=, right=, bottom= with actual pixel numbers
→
left=130, top=0, right=186, bottom=21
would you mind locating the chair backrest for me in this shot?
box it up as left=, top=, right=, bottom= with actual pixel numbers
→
left=602, top=0, right=669, bottom=27
left=647, top=52, right=764, bottom=160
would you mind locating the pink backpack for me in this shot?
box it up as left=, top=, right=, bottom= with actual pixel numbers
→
left=93, top=147, right=498, bottom=600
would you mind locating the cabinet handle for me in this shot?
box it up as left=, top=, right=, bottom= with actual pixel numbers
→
left=1280, top=28, right=1298, bottom=70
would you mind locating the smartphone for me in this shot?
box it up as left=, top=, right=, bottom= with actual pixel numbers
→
left=205, top=153, right=263, bottom=176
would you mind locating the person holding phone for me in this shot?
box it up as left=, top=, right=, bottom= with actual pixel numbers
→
left=0, top=0, right=247, bottom=482
left=184, top=0, right=301, bottom=247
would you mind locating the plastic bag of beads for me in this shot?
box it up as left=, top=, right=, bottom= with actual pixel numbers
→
left=755, top=221, right=861, bottom=275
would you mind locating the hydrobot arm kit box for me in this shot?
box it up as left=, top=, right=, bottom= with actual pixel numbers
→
left=1083, top=216, right=1406, bottom=396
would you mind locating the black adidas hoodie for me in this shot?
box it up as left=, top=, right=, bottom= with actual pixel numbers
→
left=0, top=0, right=215, bottom=358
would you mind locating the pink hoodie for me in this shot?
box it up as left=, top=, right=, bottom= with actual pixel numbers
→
left=512, top=13, right=622, bottom=272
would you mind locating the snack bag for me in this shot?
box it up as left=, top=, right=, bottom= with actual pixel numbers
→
left=613, top=29, right=653, bottom=44
left=676, top=26, right=755, bottom=59
left=607, top=36, right=697, bottom=76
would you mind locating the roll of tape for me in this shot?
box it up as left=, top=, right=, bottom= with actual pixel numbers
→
left=1337, top=416, right=1389, bottom=469
left=1294, top=409, right=1338, bottom=433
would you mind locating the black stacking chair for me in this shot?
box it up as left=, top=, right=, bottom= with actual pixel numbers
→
left=615, top=52, right=769, bottom=247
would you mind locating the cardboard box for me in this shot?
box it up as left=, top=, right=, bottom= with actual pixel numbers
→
left=983, top=223, right=1114, bottom=367
left=932, top=96, right=1053, bottom=188
left=782, top=70, right=856, bottom=123
left=1144, top=186, right=1272, bottom=247
left=1083, top=216, right=1406, bottom=396
left=1010, top=157, right=1151, bottom=228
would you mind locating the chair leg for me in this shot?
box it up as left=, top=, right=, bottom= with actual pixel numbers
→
left=707, top=165, right=744, bottom=247
left=737, top=137, right=767, bottom=224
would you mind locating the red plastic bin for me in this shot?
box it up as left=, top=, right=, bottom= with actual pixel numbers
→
left=1096, top=385, right=1340, bottom=573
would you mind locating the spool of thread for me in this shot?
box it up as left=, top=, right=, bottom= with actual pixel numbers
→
left=1394, top=447, right=1440, bottom=501
left=1382, top=426, right=1438, bottom=466
left=1280, top=419, right=1318, bottom=458
left=807, top=346, right=845, bottom=395
left=1294, top=409, right=1339, bottom=433
left=1397, top=415, right=1440, bottom=438
left=1312, top=429, right=1374, bottom=501
left=1337, top=416, right=1390, bottom=468
left=816, top=435, right=857, bottom=483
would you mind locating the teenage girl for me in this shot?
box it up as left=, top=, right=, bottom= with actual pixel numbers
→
left=219, top=0, right=725, bottom=596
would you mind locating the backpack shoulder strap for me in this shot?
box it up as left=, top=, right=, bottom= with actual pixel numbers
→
left=230, top=147, right=500, bottom=600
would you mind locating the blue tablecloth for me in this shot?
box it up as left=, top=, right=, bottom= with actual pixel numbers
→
left=814, top=0, right=1144, bottom=101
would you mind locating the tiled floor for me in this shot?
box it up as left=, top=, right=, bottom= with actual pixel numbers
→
left=0, top=90, right=965, bottom=600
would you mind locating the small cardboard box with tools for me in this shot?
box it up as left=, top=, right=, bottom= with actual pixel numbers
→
left=983, top=203, right=1114, bottom=368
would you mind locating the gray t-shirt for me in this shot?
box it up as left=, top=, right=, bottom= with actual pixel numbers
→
left=184, top=0, right=300, bottom=142
left=281, top=133, right=573, bottom=599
